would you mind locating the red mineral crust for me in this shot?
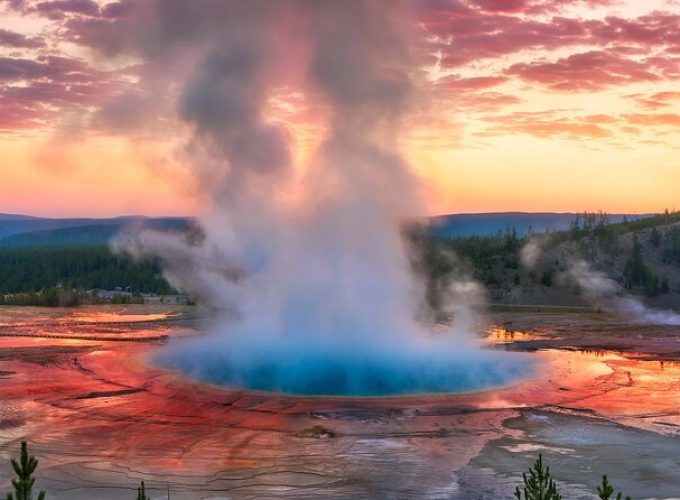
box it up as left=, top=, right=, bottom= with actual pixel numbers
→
left=1, top=306, right=679, bottom=499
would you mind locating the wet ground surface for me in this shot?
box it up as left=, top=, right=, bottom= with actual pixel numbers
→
left=0, top=306, right=680, bottom=499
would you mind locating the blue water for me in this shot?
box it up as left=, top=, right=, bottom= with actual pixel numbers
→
left=158, top=339, right=531, bottom=397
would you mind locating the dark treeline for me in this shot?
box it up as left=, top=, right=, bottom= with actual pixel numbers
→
left=0, top=288, right=147, bottom=307
left=0, top=246, right=174, bottom=296
left=552, top=209, right=680, bottom=246
left=662, top=226, right=680, bottom=265
left=1, top=212, right=678, bottom=304
left=0, top=287, right=84, bottom=307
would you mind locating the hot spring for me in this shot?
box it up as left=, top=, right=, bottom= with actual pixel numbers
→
left=156, top=331, right=531, bottom=397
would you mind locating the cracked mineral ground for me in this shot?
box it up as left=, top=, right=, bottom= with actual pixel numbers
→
left=1, top=305, right=680, bottom=499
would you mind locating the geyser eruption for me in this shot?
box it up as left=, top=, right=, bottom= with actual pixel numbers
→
left=114, top=0, right=528, bottom=396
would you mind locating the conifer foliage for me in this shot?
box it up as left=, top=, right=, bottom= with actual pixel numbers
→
left=5, top=441, right=46, bottom=500
left=136, top=481, right=150, bottom=500
left=514, top=454, right=562, bottom=500
left=597, top=475, right=631, bottom=500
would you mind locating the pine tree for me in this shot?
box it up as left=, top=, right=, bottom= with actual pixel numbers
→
left=514, top=454, right=562, bottom=500
left=624, top=234, right=647, bottom=288
left=136, top=481, right=150, bottom=500
left=597, top=475, right=631, bottom=500
left=644, top=270, right=659, bottom=298
left=5, top=441, right=46, bottom=500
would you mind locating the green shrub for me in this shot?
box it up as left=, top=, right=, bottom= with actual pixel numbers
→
left=5, top=441, right=45, bottom=500
left=597, top=475, right=631, bottom=500
left=514, top=454, right=561, bottom=500
left=136, top=480, right=150, bottom=500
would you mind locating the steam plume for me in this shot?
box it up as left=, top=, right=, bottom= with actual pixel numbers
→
left=111, top=0, right=527, bottom=395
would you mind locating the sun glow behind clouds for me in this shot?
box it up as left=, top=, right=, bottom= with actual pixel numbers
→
left=0, top=0, right=680, bottom=216
left=0, top=135, right=197, bottom=217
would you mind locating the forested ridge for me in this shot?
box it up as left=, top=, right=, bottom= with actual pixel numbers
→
left=422, top=210, right=680, bottom=305
left=0, top=245, right=174, bottom=295
left=1, top=211, right=679, bottom=307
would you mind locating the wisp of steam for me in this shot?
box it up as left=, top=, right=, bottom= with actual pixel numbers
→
left=522, top=240, right=680, bottom=326
left=112, top=0, right=529, bottom=396
left=567, top=260, right=680, bottom=325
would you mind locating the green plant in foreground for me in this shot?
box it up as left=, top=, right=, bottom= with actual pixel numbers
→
left=5, top=441, right=45, bottom=500
left=514, top=454, right=562, bottom=500
left=597, top=475, right=631, bottom=500
left=136, top=480, right=150, bottom=500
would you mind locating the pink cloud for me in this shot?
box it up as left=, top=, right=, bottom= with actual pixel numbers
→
left=582, top=114, right=618, bottom=124
left=625, top=113, right=680, bottom=127
left=435, top=75, right=508, bottom=91
left=480, top=110, right=616, bottom=139
left=652, top=90, right=680, bottom=100
left=420, top=4, right=680, bottom=72
left=424, top=13, right=589, bottom=68
left=0, top=50, right=127, bottom=129
left=34, top=0, right=100, bottom=20
left=0, top=99, right=46, bottom=130
left=0, top=29, right=45, bottom=48
left=100, top=0, right=135, bottom=19
left=453, top=92, right=522, bottom=112
left=1, top=0, right=680, bottom=138
left=589, top=12, right=680, bottom=45
left=468, top=0, right=529, bottom=12
left=506, top=50, right=667, bottom=91
left=625, top=90, right=680, bottom=109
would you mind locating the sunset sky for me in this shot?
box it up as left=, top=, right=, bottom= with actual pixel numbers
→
left=1, top=0, right=679, bottom=217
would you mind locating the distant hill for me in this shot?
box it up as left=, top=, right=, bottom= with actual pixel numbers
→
left=0, top=224, right=124, bottom=247
left=0, top=215, right=192, bottom=247
left=0, top=216, right=118, bottom=239
left=0, top=212, right=654, bottom=248
left=430, top=212, right=651, bottom=238
left=0, top=213, right=39, bottom=221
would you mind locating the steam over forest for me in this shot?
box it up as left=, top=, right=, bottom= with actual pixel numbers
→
left=0, top=211, right=679, bottom=307
left=422, top=210, right=680, bottom=305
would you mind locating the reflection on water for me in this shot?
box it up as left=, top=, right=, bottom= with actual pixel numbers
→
left=485, top=325, right=551, bottom=344
left=525, top=348, right=680, bottom=433
left=68, top=311, right=172, bottom=323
